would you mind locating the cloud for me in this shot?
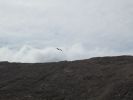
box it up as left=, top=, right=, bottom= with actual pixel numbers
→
left=0, top=45, right=65, bottom=63
left=0, top=44, right=131, bottom=63
left=0, top=0, right=133, bottom=62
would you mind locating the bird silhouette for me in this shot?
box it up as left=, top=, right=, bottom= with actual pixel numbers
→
left=56, top=48, right=63, bottom=51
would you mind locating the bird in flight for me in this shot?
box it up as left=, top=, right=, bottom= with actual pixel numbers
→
left=56, top=48, right=63, bottom=51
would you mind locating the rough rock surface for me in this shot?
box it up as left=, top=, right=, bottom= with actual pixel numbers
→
left=0, top=55, right=133, bottom=100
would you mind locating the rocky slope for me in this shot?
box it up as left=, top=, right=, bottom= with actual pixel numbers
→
left=0, top=55, right=133, bottom=100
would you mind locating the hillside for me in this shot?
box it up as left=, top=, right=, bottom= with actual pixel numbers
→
left=0, top=56, right=133, bottom=100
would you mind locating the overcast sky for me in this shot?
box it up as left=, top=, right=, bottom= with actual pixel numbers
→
left=0, top=0, right=133, bottom=63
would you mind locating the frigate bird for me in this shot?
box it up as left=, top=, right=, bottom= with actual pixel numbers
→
left=56, top=48, right=63, bottom=51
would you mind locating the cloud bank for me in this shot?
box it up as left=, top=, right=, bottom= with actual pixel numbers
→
left=0, top=44, right=131, bottom=63
left=0, top=0, right=133, bottom=62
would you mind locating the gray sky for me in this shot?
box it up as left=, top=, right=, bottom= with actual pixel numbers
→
left=0, top=0, right=133, bottom=62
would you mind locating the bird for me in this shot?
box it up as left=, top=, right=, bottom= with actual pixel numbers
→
left=56, top=48, right=63, bottom=51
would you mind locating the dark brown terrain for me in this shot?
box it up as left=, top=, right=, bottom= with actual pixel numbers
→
left=0, top=55, right=133, bottom=100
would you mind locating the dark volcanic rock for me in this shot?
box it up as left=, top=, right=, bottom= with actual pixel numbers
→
left=0, top=55, right=133, bottom=100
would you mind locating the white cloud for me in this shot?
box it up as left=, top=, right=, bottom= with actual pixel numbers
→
left=0, top=44, right=131, bottom=63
